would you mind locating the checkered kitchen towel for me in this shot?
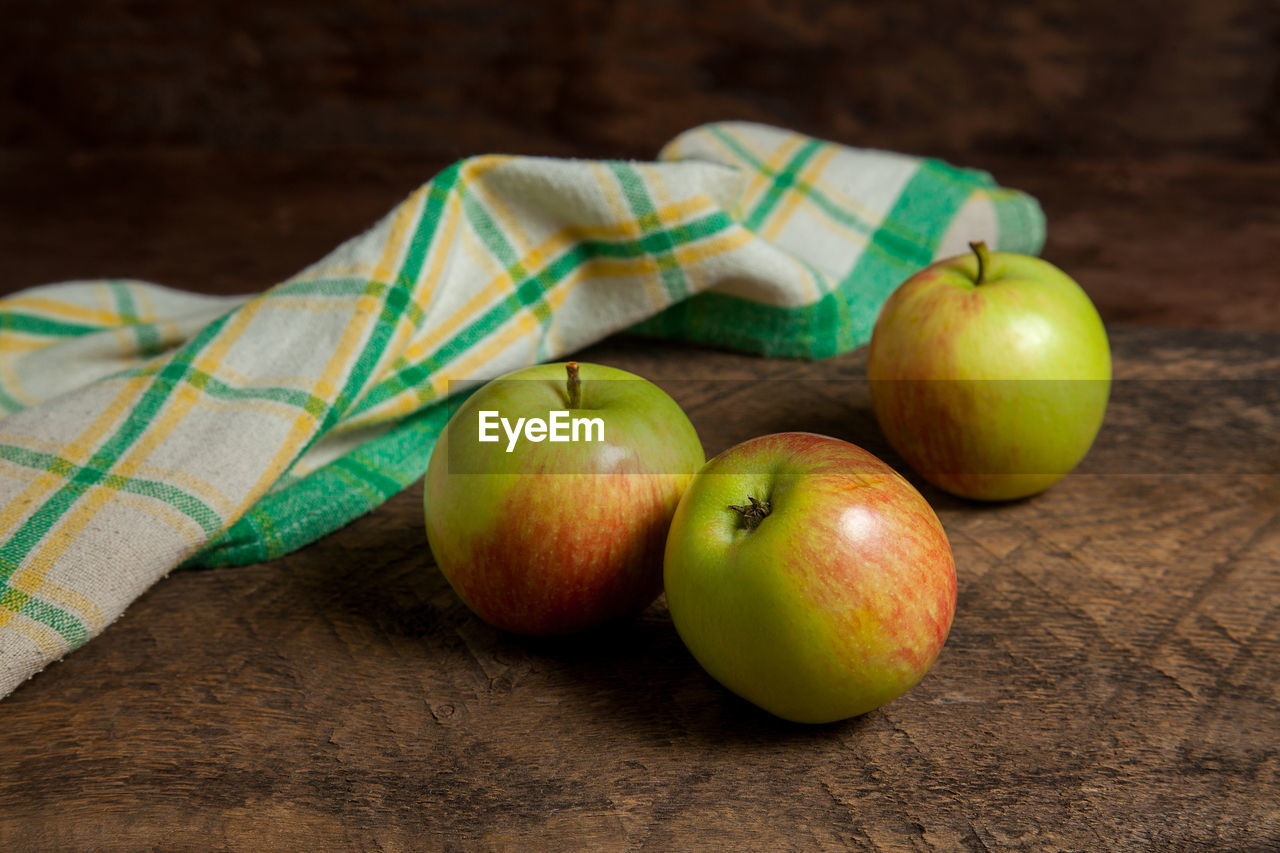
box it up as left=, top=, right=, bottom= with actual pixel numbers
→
left=0, top=121, right=1044, bottom=696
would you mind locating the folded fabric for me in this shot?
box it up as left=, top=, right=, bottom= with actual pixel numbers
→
left=0, top=121, right=1044, bottom=698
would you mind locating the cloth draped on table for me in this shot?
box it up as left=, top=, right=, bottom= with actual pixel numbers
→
left=0, top=121, right=1044, bottom=697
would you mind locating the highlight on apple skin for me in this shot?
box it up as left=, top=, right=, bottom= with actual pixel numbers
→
left=867, top=242, right=1112, bottom=502
left=425, top=361, right=704, bottom=636
left=663, top=432, right=957, bottom=724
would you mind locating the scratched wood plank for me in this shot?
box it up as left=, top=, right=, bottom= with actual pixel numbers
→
left=4, top=0, right=1277, bottom=160
left=0, top=326, right=1276, bottom=851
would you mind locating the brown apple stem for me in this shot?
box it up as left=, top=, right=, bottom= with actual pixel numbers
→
left=729, top=496, right=771, bottom=531
left=969, top=240, right=990, bottom=286
left=566, top=361, right=581, bottom=409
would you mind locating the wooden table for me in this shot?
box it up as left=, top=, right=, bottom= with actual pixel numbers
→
left=1, top=314, right=1277, bottom=849
left=5, top=0, right=1280, bottom=845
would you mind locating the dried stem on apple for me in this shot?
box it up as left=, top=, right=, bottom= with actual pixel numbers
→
left=729, top=496, right=772, bottom=531
left=968, top=240, right=990, bottom=286
left=566, top=361, right=582, bottom=409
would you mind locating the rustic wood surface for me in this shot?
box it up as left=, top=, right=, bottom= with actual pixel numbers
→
left=3, top=0, right=1279, bottom=323
left=0, top=326, right=1277, bottom=851
left=5, top=0, right=1278, bottom=160
left=3, top=0, right=1279, bottom=849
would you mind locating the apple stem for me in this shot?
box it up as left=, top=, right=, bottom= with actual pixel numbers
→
left=968, top=240, right=990, bottom=286
left=728, top=496, right=771, bottom=531
left=566, top=361, right=582, bottom=409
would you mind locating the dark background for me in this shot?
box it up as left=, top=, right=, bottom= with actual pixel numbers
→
left=2, top=0, right=1278, bottom=327
left=6, top=0, right=1278, bottom=158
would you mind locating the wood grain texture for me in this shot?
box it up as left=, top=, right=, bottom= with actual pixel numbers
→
left=1, top=327, right=1276, bottom=851
left=3, top=3, right=1279, bottom=848
left=4, top=0, right=1278, bottom=159
left=3, top=0, right=1277, bottom=324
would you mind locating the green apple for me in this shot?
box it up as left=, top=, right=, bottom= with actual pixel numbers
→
left=663, top=432, right=956, bottom=724
left=867, top=242, right=1111, bottom=501
left=425, top=361, right=704, bottom=635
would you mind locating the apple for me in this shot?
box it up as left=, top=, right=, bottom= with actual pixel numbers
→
left=867, top=241, right=1111, bottom=501
left=425, top=361, right=704, bottom=635
left=663, top=432, right=956, bottom=724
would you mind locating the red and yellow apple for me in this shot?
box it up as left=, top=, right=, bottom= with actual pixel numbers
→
left=425, top=362, right=703, bottom=635
left=663, top=432, right=956, bottom=724
left=868, top=242, right=1111, bottom=501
